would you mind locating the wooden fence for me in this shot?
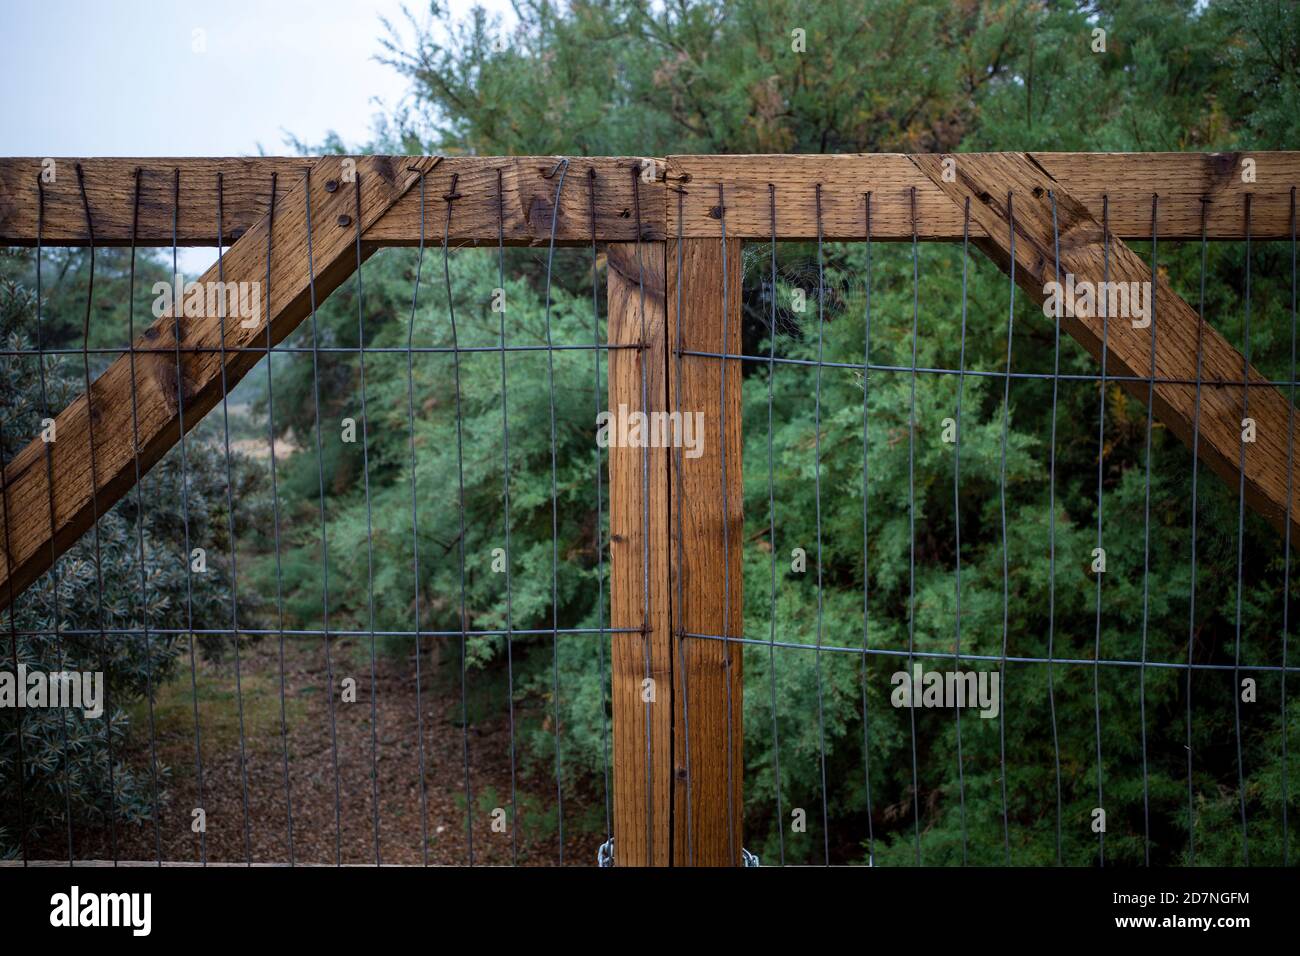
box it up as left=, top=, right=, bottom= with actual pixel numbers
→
left=1, top=151, right=1298, bottom=865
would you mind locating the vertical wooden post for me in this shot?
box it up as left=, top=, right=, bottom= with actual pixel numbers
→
left=607, top=241, right=673, bottom=865
left=667, top=237, right=745, bottom=865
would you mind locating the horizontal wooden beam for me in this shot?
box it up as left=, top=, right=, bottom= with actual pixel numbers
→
left=913, top=151, right=1300, bottom=543
left=1, top=158, right=310, bottom=247
left=0, top=156, right=665, bottom=247
left=4, top=153, right=1295, bottom=247
left=0, top=155, right=435, bottom=610
left=369, top=157, right=665, bottom=246
left=666, top=152, right=1300, bottom=240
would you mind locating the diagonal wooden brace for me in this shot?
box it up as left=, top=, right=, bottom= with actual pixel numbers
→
left=0, top=155, right=438, bottom=611
left=913, top=152, right=1299, bottom=544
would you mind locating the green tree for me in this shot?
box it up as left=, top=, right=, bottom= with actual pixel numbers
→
left=0, top=259, right=264, bottom=858
left=7, top=0, right=1299, bottom=864
left=361, top=0, right=1300, bottom=864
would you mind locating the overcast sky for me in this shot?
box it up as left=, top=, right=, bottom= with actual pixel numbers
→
left=0, top=0, right=516, bottom=156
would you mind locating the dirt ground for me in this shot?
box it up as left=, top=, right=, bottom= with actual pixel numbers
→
left=29, top=636, right=604, bottom=866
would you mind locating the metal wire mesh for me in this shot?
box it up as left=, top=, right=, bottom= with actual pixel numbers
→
left=2, top=165, right=1297, bottom=868
left=0, top=164, right=634, bottom=866
left=677, top=181, right=1299, bottom=867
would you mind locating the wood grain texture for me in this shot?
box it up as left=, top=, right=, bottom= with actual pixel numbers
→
left=7, top=153, right=1292, bottom=245
left=0, top=155, right=436, bottom=609
left=0, top=158, right=312, bottom=246
left=667, top=237, right=744, bottom=866
left=1032, top=152, right=1296, bottom=240
left=370, top=157, right=665, bottom=246
left=912, top=151, right=1300, bottom=543
left=606, top=241, right=673, bottom=866
left=666, top=152, right=1300, bottom=240
left=0, top=156, right=665, bottom=246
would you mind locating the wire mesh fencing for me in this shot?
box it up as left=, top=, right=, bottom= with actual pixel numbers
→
left=709, top=184, right=1299, bottom=866
left=1, top=158, right=1298, bottom=867
left=1, top=163, right=627, bottom=865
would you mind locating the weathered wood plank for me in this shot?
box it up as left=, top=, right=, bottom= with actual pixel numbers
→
left=369, top=157, right=665, bottom=246
left=666, top=237, right=744, bottom=865
left=912, top=151, right=1300, bottom=543
left=607, top=241, right=673, bottom=866
left=5, top=153, right=1292, bottom=245
left=665, top=152, right=1300, bottom=240
left=0, top=158, right=312, bottom=246
left=0, top=155, right=436, bottom=609
left=1032, top=152, right=1295, bottom=240
left=0, top=156, right=664, bottom=246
